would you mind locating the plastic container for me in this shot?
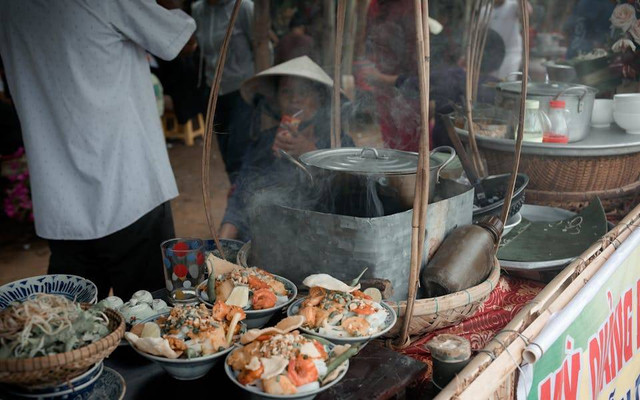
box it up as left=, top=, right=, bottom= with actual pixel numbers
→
left=543, top=100, right=570, bottom=144
left=420, top=216, right=503, bottom=297
left=523, top=100, right=550, bottom=143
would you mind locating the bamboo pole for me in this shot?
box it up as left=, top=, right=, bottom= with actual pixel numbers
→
left=201, top=0, right=244, bottom=261
left=322, top=0, right=335, bottom=70
left=353, top=0, right=370, bottom=61
left=396, top=0, right=431, bottom=348
left=435, top=203, right=640, bottom=399
left=332, top=0, right=347, bottom=149
left=471, top=1, right=493, bottom=102
left=343, top=0, right=357, bottom=76
left=499, top=0, right=529, bottom=226
left=253, top=0, right=271, bottom=73
left=464, top=0, right=487, bottom=177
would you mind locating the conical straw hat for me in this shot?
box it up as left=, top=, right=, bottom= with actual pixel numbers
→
left=240, top=56, right=340, bottom=104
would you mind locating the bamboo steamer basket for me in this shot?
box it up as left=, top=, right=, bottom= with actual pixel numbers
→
left=387, top=258, right=500, bottom=337
left=479, top=149, right=640, bottom=193
left=0, top=307, right=125, bottom=387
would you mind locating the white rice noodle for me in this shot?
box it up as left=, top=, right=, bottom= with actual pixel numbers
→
left=275, top=295, right=289, bottom=306
left=365, top=307, right=388, bottom=332
left=313, top=359, right=328, bottom=378
left=299, top=342, right=321, bottom=358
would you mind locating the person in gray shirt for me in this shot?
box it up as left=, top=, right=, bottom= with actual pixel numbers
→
left=0, top=0, right=196, bottom=299
left=192, top=0, right=256, bottom=184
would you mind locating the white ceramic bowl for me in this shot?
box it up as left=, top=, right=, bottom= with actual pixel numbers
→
left=503, top=212, right=523, bottom=236
left=196, top=275, right=298, bottom=329
left=613, top=93, right=640, bottom=103
left=0, top=274, right=98, bottom=309
left=613, top=101, right=640, bottom=114
left=286, top=299, right=397, bottom=346
left=129, top=313, right=245, bottom=380
left=613, top=111, right=640, bottom=134
left=224, top=338, right=349, bottom=400
left=591, top=99, right=613, bottom=128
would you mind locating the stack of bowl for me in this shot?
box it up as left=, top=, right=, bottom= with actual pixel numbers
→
left=1, top=362, right=104, bottom=399
left=613, top=94, right=640, bottom=134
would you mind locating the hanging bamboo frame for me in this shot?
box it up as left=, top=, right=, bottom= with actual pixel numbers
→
left=200, top=0, right=244, bottom=261
left=199, top=0, right=531, bottom=356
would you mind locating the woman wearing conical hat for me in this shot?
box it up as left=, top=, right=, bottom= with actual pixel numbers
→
left=219, top=56, right=354, bottom=241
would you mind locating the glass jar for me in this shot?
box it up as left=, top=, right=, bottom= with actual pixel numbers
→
left=522, top=99, right=550, bottom=143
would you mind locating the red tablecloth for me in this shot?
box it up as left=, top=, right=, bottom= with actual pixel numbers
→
left=400, top=275, right=545, bottom=380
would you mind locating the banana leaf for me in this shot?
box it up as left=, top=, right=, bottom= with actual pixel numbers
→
left=498, top=198, right=607, bottom=262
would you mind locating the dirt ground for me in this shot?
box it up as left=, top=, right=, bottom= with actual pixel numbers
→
left=0, top=122, right=381, bottom=286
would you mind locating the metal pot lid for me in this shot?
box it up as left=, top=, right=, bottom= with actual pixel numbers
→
left=497, top=81, right=597, bottom=96
left=300, top=147, right=420, bottom=174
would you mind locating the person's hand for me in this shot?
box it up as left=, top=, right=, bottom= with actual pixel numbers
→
left=272, top=129, right=316, bottom=158
left=219, top=223, right=239, bottom=239
left=179, top=34, right=197, bottom=57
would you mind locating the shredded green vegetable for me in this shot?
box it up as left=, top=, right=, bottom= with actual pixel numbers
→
left=0, top=293, right=110, bottom=359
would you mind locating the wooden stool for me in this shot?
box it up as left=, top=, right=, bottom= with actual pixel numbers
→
left=162, top=112, right=204, bottom=146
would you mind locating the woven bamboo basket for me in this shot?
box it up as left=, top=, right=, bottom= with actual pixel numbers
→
left=479, top=148, right=640, bottom=193
left=0, top=307, right=125, bottom=387
left=386, top=258, right=500, bottom=337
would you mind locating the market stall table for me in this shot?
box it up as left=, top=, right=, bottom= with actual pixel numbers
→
left=106, top=290, right=428, bottom=400
left=106, top=340, right=428, bottom=400
left=456, top=123, right=640, bottom=157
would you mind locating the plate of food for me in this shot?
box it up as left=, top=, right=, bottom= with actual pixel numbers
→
left=97, top=290, right=171, bottom=347
left=125, top=302, right=246, bottom=380
left=196, top=264, right=297, bottom=329
left=225, top=316, right=354, bottom=400
left=0, top=293, right=124, bottom=388
left=286, top=274, right=397, bottom=345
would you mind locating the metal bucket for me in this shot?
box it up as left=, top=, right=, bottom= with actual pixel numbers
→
left=243, top=179, right=473, bottom=301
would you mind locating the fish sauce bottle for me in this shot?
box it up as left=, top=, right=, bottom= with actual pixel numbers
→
left=542, top=100, right=570, bottom=143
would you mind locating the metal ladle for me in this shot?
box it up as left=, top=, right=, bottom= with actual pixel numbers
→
left=441, top=115, right=488, bottom=205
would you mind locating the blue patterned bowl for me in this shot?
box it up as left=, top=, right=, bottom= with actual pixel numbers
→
left=0, top=274, right=98, bottom=309
left=2, top=362, right=103, bottom=399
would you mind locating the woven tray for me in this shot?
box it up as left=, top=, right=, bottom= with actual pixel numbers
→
left=480, top=149, right=640, bottom=193
left=0, top=307, right=125, bottom=387
left=386, top=258, right=500, bottom=337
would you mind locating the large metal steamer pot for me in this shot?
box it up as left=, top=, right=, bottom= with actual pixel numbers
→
left=245, top=179, right=474, bottom=301
left=298, top=146, right=456, bottom=214
left=495, top=81, right=597, bottom=142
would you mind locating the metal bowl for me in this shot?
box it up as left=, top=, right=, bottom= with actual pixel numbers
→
left=472, top=173, right=529, bottom=222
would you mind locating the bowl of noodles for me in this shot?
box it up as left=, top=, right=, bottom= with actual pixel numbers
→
left=0, top=293, right=124, bottom=387
left=0, top=274, right=98, bottom=309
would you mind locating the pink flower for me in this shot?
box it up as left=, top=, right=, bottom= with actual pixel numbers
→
left=611, top=4, right=637, bottom=32
left=4, top=202, right=16, bottom=218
